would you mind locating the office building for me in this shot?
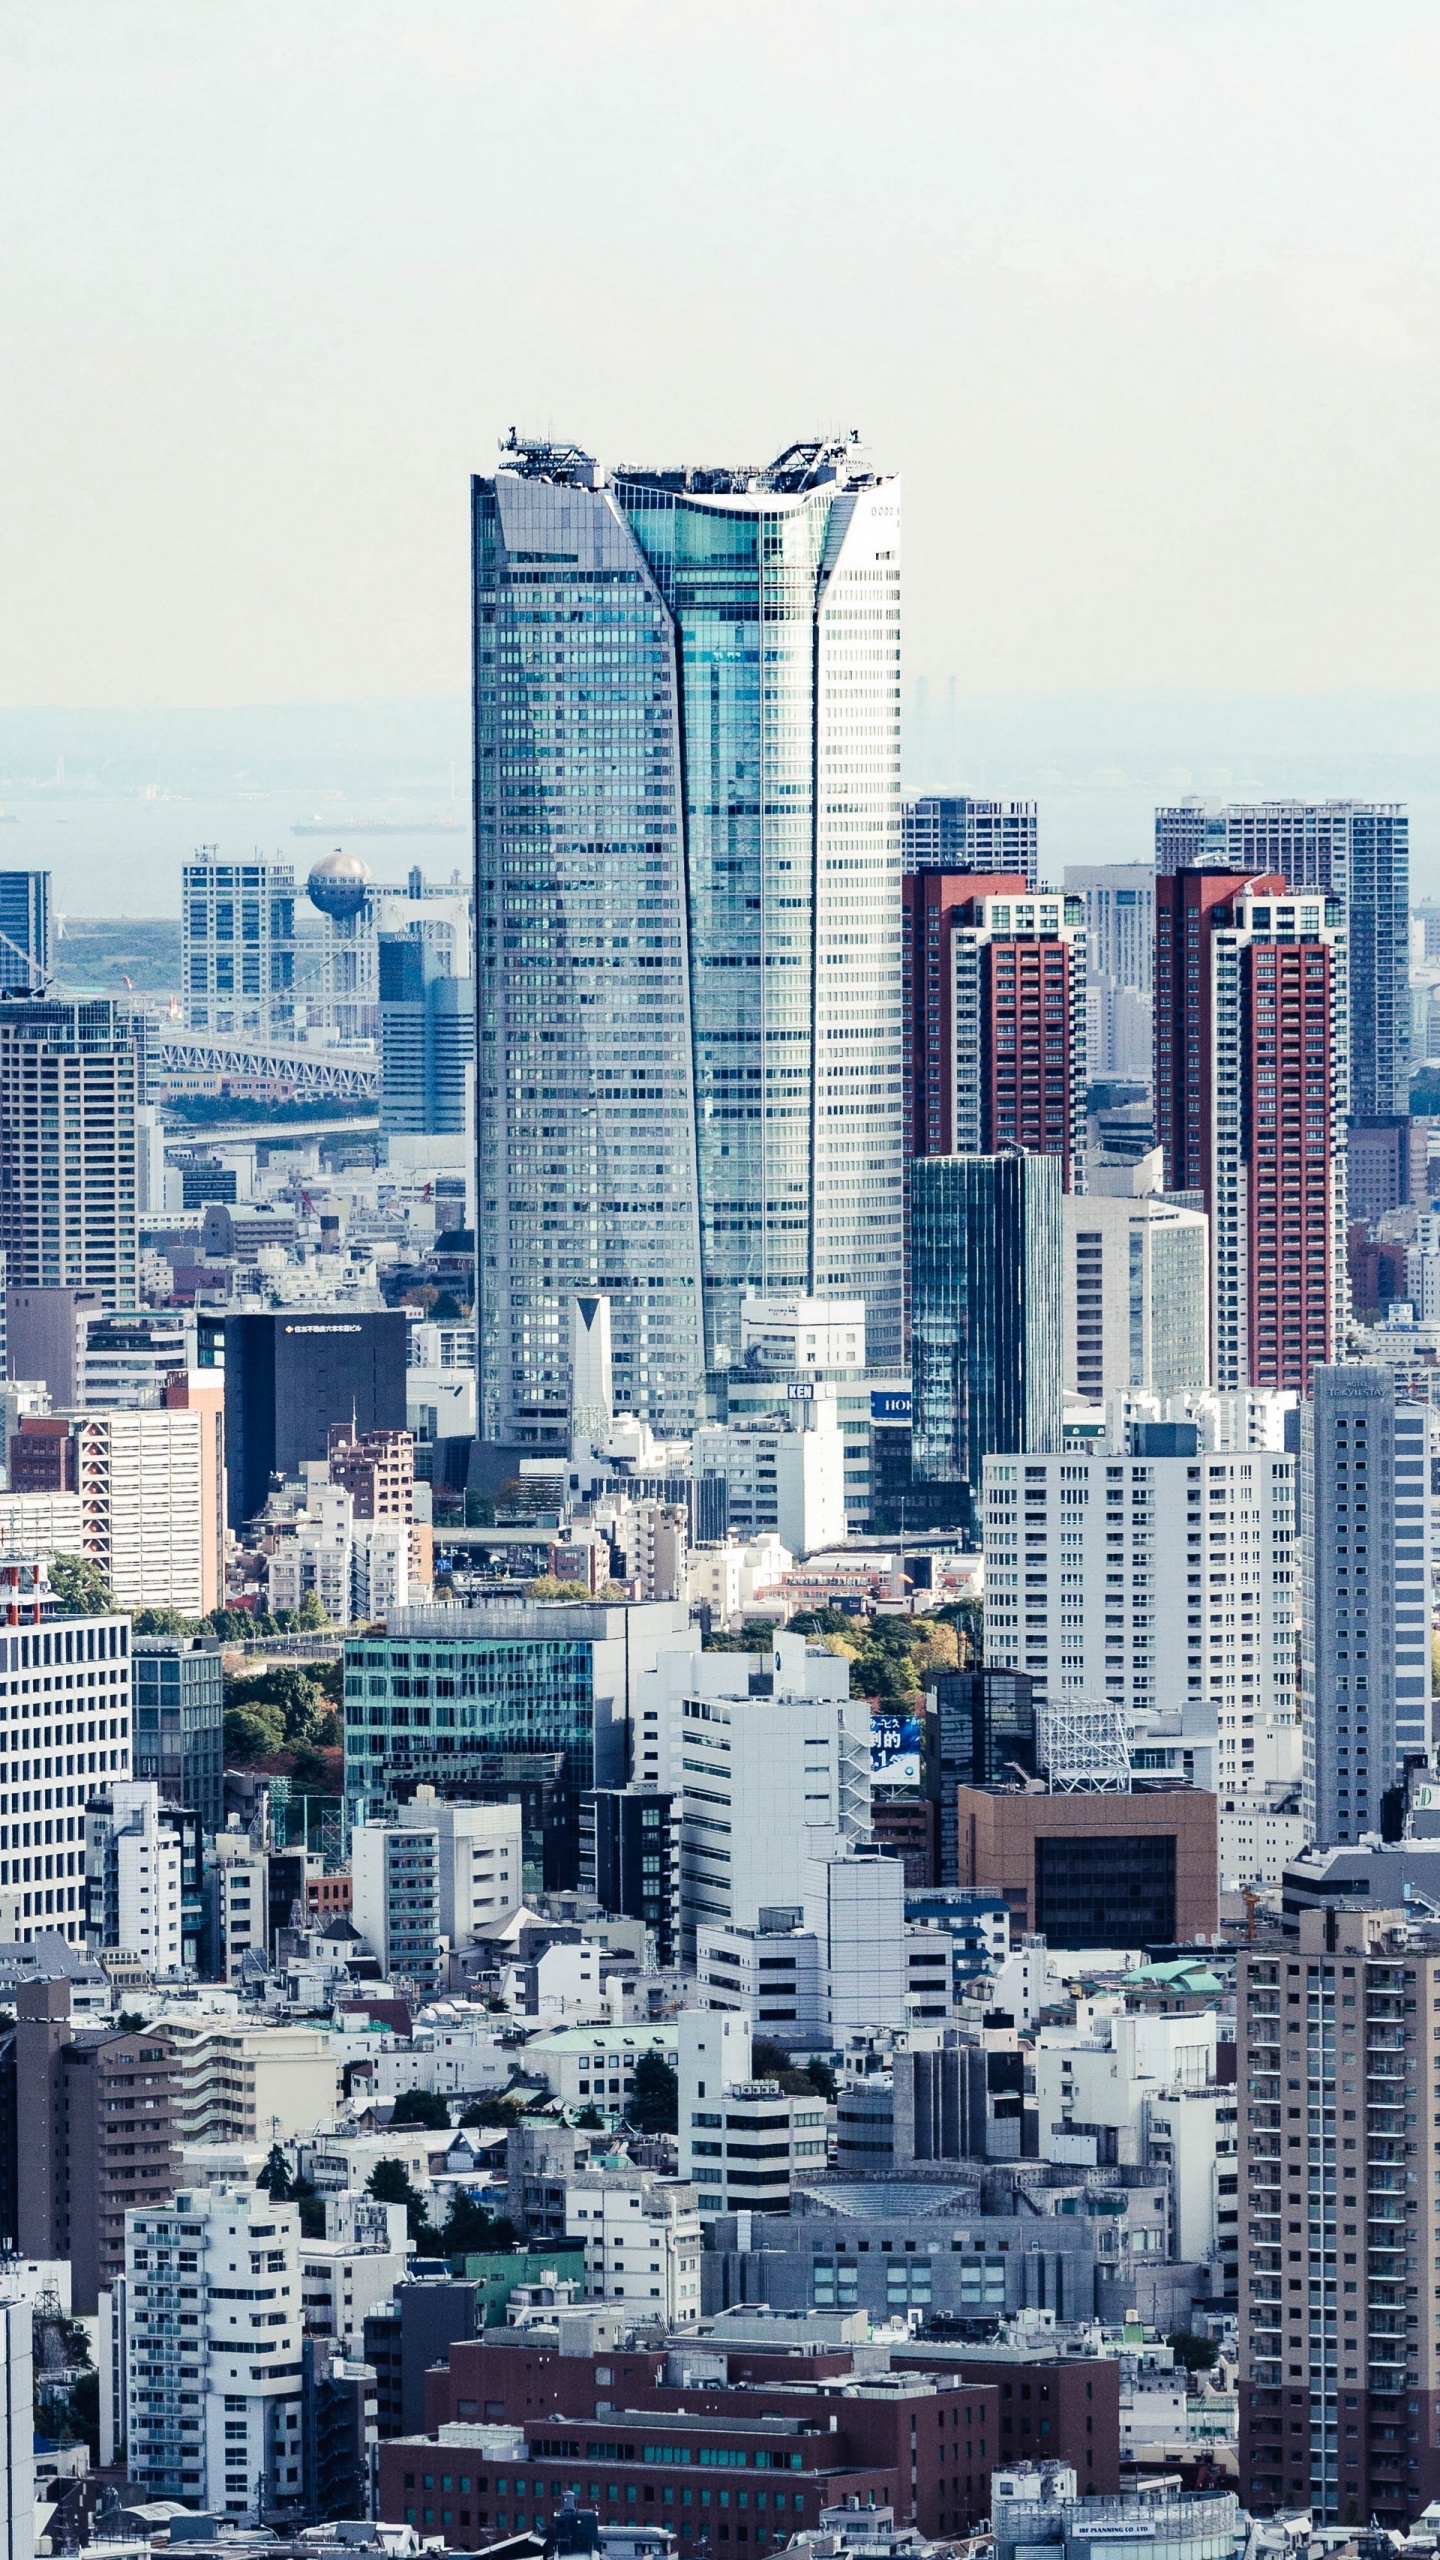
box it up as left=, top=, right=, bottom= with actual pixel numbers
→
left=1301, top=1365, right=1437, bottom=1849
left=692, top=1392, right=847, bottom=1556
left=182, top=853, right=297, bottom=1040
left=982, top=1444, right=1298, bottom=1799
left=1156, top=873, right=1348, bottom=1391
left=676, top=2007, right=825, bottom=2218
left=390, top=1788, right=522, bottom=1946
left=219, top=1309, right=408, bottom=1528
left=14, top=1977, right=179, bottom=2311
left=1237, top=1905, right=1440, bottom=2526
left=75, top=1306, right=196, bottom=1407
left=1156, top=798, right=1408, bottom=1119
left=928, top=1669, right=1037, bottom=1883
left=121, top=2183, right=305, bottom=2517
left=473, top=431, right=904, bottom=1449
left=903, top=877, right=1087, bottom=1182
left=738, top=1292, right=866, bottom=1375
left=1064, top=864, right=1155, bottom=1080
left=910, top=1151, right=1063, bottom=1539
left=673, top=1630, right=871, bottom=1955
left=131, top=1637, right=225, bottom=1838
left=903, top=794, right=1039, bottom=888
left=0, top=870, right=50, bottom=995
left=580, top=1786, right=681, bottom=1966
left=0, top=1583, right=133, bottom=1907
left=6, top=1284, right=103, bottom=1407
left=342, top=1598, right=693, bottom=1887
left=378, top=923, right=474, bottom=1136
left=696, top=1913, right=829, bottom=2043
left=954, top=1783, right=1218, bottom=1949
left=1064, top=1186, right=1209, bottom=1404
left=0, top=999, right=143, bottom=1307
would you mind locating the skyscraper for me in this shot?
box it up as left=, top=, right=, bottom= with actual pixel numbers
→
left=1156, top=874, right=1348, bottom=1391
left=903, top=795, right=1038, bottom=888
left=377, top=925, right=473, bottom=1135
left=1064, top=864, right=1154, bottom=1082
left=902, top=877, right=1087, bottom=1184
left=182, top=852, right=296, bottom=1040
left=0, top=998, right=143, bottom=1308
left=472, top=432, right=903, bottom=1447
left=0, top=872, right=50, bottom=994
left=1300, top=1365, right=1438, bottom=1849
left=1155, top=799, right=1408, bottom=1119
left=909, top=1151, right=1062, bottom=1539
left=1063, top=1186, right=1210, bottom=1403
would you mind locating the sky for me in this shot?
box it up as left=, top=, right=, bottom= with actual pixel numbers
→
left=4, top=1, right=1440, bottom=710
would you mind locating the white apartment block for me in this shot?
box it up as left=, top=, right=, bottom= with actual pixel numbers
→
left=1144, top=2082, right=1240, bottom=2277
left=89, top=1779, right=181, bottom=1974
left=121, top=2184, right=305, bottom=2519
left=696, top=1845, right=908, bottom=2042
left=162, top=2020, right=340, bottom=2148
left=698, top=1921, right=829, bottom=2045
left=209, top=1836, right=268, bottom=1981
left=79, top=1409, right=210, bottom=1618
left=675, top=2007, right=826, bottom=2218
left=983, top=1448, right=1299, bottom=1799
left=683, top=1537, right=791, bottom=1627
left=666, top=1632, right=870, bottom=1955
left=183, top=856, right=298, bottom=1042
left=0, top=1491, right=84, bottom=1561
left=1097, top=1388, right=1299, bottom=1453
left=738, top=1294, right=867, bottom=1375
left=391, top=1791, right=521, bottom=1947
left=1063, top=1192, right=1209, bottom=1404
left=0, top=1599, right=131, bottom=1944
left=299, top=2232, right=407, bottom=2349
left=268, top=1488, right=413, bottom=1625
left=0, top=2296, right=33, bottom=2560
left=693, top=1399, right=848, bottom=1559
left=562, top=2169, right=703, bottom=2326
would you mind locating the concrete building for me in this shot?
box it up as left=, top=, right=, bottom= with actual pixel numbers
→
left=121, top=2183, right=306, bottom=2518
left=182, top=854, right=298, bottom=1040
left=904, top=794, right=1039, bottom=889
left=671, top=1632, right=870, bottom=1955
left=580, top=1787, right=681, bottom=1968
left=378, top=922, right=474, bottom=1137
left=1237, top=1906, right=1440, bottom=2526
left=75, top=1307, right=197, bottom=1408
left=1064, top=864, right=1155, bottom=1083
left=163, top=2018, right=339, bottom=2149
left=739, top=1295, right=867, bottom=1377
left=953, top=1784, right=1219, bottom=1950
left=903, top=877, right=1087, bottom=1187
left=0, top=1001, right=143, bottom=1308
left=559, top=2166, right=703, bottom=2325
left=221, top=1308, right=408, bottom=1531
left=84, top=1779, right=182, bottom=1975
left=696, top=1916, right=829, bottom=2044
left=0, top=868, right=50, bottom=992
left=983, top=1443, right=1299, bottom=1802
left=676, top=2005, right=826, bottom=2218
left=78, top=1405, right=219, bottom=1618
left=207, top=1833, right=268, bottom=1981
left=352, top=1820, right=445, bottom=1996
left=13, top=1977, right=179, bottom=2311
left=519, top=2019, right=678, bottom=2113
left=0, top=1490, right=83, bottom=1565
left=692, top=1395, right=847, bottom=1557
left=389, top=1790, right=522, bottom=1948
left=1063, top=1187, right=1209, bottom=1404
left=0, top=1585, right=133, bottom=1947
left=1155, top=872, right=1348, bottom=1392
left=5, top=1284, right=103, bottom=1409
left=1301, top=1366, right=1438, bottom=1848
left=0, top=2295, right=33, bottom=2560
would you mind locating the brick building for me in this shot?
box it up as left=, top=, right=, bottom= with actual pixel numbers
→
left=953, top=1784, right=1217, bottom=1950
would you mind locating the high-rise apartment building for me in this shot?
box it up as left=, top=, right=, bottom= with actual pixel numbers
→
left=982, top=1444, right=1299, bottom=1801
left=1155, top=874, right=1348, bottom=1391
left=1300, top=1366, right=1438, bottom=1850
left=0, top=998, right=143, bottom=1307
left=83, top=1778, right=182, bottom=1975
left=0, top=1587, right=133, bottom=1929
left=0, top=2297, right=34, bottom=2560
left=1064, top=865, right=1155, bottom=1081
left=378, top=924, right=474, bottom=1136
left=120, top=2184, right=306, bottom=2517
left=903, top=795, right=1038, bottom=887
left=909, top=1151, right=1062, bottom=1538
left=0, top=870, right=50, bottom=992
left=902, top=877, right=1087, bottom=1181
left=473, top=432, right=904, bottom=1447
left=14, top=1977, right=178, bottom=2311
left=1064, top=1189, right=1210, bottom=1403
left=1237, top=1905, right=1440, bottom=2527
left=1156, top=800, right=1408, bottom=1118
left=182, top=852, right=297, bottom=1040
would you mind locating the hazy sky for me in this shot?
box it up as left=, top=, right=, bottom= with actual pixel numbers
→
left=5, top=0, right=1440, bottom=708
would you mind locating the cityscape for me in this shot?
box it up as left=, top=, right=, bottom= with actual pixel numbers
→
left=5, top=12, right=1440, bottom=2560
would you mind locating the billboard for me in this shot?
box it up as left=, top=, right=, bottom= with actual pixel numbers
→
left=871, top=1708, right=923, bottom=1789
left=871, top=1389, right=911, bottom=1423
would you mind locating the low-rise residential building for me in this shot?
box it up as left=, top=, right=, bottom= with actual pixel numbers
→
left=163, top=2018, right=340, bottom=2148
left=521, top=2020, right=678, bottom=2113
left=562, top=2167, right=703, bottom=2325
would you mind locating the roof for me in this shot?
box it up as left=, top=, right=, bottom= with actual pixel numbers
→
left=523, top=2023, right=679, bottom=2054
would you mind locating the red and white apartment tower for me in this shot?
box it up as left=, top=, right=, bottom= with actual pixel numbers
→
left=903, top=873, right=1087, bottom=1189
left=1155, top=871, right=1348, bottom=1393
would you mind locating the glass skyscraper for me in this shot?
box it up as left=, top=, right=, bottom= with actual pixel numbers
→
left=909, top=1150, right=1062, bottom=1539
left=472, top=433, right=903, bottom=1446
left=0, top=871, right=50, bottom=993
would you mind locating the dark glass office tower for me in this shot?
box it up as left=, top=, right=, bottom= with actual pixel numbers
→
left=909, top=1150, right=1062, bottom=1541
left=472, top=433, right=903, bottom=1446
left=0, top=872, right=50, bottom=992
left=928, top=1667, right=1037, bottom=1883
left=221, top=1310, right=408, bottom=1527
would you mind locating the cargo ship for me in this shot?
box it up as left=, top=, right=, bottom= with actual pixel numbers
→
left=293, top=813, right=462, bottom=835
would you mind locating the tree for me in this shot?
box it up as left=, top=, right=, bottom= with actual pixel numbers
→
left=459, top=2093, right=531, bottom=2129
left=439, top=2191, right=518, bottom=2256
left=296, top=1590, right=331, bottom=1630
left=430, top=1290, right=466, bottom=1322
left=49, top=1554, right=114, bottom=1616
left=116, top=2011, right=148, bottom=2035
left=389, top=2088, right=453, bottom=2131
left=133, top=1607, right=199, bottom=1636
left=629, top=2050, right=678, bottom=2134
left=751, top=2037, right=834, bottom=2101
left=257, top=2142, right=292, bottom=2200
left=574, top=2105, right=604, bottom=2130
left=1166, top=2330, right=1220, bottom=2373
left=366, top=2158, right=431, bottom=2243
left=525, top=1575, right=592, bottom=1602
left=224, top=1700, right=285, bottom=1763
left=703, top=1623, right=775, bottom=1654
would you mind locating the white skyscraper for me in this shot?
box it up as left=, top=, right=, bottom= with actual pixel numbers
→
left=474, top=433, right=903, bottom=1446
left=1064, top=863, right=1155, bottom=1079
left=1064, top=1185, right=1210, bottom=1404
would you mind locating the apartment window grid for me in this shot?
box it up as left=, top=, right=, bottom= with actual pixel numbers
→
left=182, top=855, right=297, bottom=1039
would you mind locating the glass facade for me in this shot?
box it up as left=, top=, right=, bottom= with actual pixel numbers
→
left=132, top=1638, right=225, bottom=1838
left=0, top=870, right=50, bottom=993
left=473, top=435, right=902, bottom=1445
left=908, top=1152, right=1062, bottom=1537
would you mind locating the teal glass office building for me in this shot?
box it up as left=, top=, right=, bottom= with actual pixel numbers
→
left=472, top=434, right=904, bottom=1445
left=909, top=1151, right=1063, bottom=1541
